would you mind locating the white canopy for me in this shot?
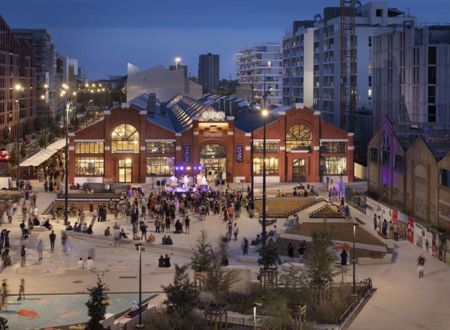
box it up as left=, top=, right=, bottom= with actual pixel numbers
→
left=19, top=139, right=66, bottom=167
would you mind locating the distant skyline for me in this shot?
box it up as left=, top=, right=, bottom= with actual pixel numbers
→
left=2, top=0, right=449, bottom=79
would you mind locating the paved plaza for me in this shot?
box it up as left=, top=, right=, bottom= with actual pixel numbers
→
left=0, top=182, right=449, bottom=329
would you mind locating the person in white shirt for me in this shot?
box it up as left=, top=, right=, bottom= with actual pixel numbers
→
left=86, top=257, right=94, bottom=271
left=77, top=258, right=84, bottom=269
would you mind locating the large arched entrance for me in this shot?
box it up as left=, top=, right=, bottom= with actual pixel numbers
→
left=200, top=144, right=226, bottom=183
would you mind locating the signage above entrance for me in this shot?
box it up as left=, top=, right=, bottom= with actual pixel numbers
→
left=203, top=132, right=223, bottom=138
left=199, top=109, right=226, bottom=122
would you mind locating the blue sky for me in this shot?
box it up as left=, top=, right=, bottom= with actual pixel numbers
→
left=1, top=0, right=449, bottom=79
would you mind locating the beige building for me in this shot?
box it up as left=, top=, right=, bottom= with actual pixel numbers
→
left=368, top=116, right=450, bottom=230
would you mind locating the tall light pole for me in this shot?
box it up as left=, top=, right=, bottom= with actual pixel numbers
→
left=352, top=222, right=358, bottom=293
left=61, top=84, right=71, bottom=226
left=174, top=57, right=181, bottom=70
left=135, top=243, right=144, bottom=329
left=261, top=108, right=269, bottom=246
left=14, top=83, right=24, bottom=189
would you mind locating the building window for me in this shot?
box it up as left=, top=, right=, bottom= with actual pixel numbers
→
left=441, top=170, right=450, bottom=188
left=286, top=124, right=312, bottom=152
left=75, top=142, right=104, bottom=154
left=146, top=157, right=174, bottom=176
left=428, top=66, right=436, bottom=84
left=376, top=9, right=383, bottom=17
left=253, top=158, right=279, bottom=176
left=428, top=47, right=437, bottom=65
left=253, top=141, right=279, bottom=153
left=146, top=141, right=175, bottom=154
left=111, top=124, right=139, bottom=153
left=394, top=155, right=404, bottom=171
left=320, top=142, right=346, bottom=153
left=320, top=157, right=347, bottom=175
left=428, top=105, right=436, bottom=122
left=370, top=148, right=378, bottom=162
left=75, top=157, right=104, bottom=176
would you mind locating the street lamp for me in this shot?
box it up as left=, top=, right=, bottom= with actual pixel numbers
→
left=352, top=222, right=358, bottom=293
left=174, top=57, right=181, bottom=70
left=261, top=108, right=269, bottom=246
left=135, top=243, right=144, bottom=329
left=14, top=83, right=23, bottom=188
left=61, top=83, right=71, bottom=226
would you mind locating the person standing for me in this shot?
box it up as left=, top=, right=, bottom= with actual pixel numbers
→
left=36, top=239, right=44, bottom=261
left=242, top=237, right=249, bottom=256
left=418, top=255, right=426, bottom=278
left=340, top=248, right=348, bottom=266
left=17, top=279, right=25, bottom=301
left=233, top=223, right=239, bottom=241
left=49, top=230, right=56, bottom=252
left=20, top=245, right=26, bottom=267
left=0, top=280, right=7, bottom=311
left=184, top=216, right=190, bottom=234
left=287, top=243, right=294, bottom=261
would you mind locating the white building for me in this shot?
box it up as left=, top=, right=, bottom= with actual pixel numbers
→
left=236, top=43, right=283, bottom=106
left=306, top=2, right=414, bottom=127
left=126, top=63, right=203, bottom=102
left=282, top=21, right=316, bottom=107
left=373, top=22, right=450, bottom=131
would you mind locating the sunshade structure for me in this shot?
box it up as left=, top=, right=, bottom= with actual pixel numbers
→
left=19, top=139, right=66, bottom=167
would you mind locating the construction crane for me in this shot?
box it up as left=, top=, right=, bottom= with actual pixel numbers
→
left=340, top=0, right=357, bottom=132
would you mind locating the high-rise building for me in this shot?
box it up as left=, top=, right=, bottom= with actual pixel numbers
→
left=12, top=29, right=57, bottom=120
left=0, top=17, right=36, bottom=143
left=236, top=43, right=283, bottom=106
left=198, top=53, right=220, bottom=93
left=300, top=2, right=414, bottom=127
left=373, top=22, right=450, bottom=131
left=282, top=21, right=315, bottom=107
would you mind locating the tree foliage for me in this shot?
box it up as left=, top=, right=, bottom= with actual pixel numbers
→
left=162, top=264, right=199, bottom=318
left=191, top=230, right=213, bottom=273
left=86, top=276, right=109, bottom=330
left=305, top=231, right=335, bottom=286
left=258, top=241, right=280, bottom=269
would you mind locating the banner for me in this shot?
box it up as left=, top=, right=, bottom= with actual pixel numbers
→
left=235, top=144, right=243, bottom=163
left=183, top=145, right=191, bottom=163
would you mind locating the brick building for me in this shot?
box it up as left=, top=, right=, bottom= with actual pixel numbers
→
left=0, top=16, right=36, bottom=142
left=69, top=94, right=354, bottom=185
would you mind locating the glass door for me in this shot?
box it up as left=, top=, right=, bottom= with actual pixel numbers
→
left=292, top=158, right=306, bottom=182
left=118, top=159, right=132, bottom=183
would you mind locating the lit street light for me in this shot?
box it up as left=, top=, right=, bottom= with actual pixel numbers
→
left=261, top=108, right=269, bottom=246
left=174, top=57, right=181, bottom=70
left=135, top=243, right=144, bottom=329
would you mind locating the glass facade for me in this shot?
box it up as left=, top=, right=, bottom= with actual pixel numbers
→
left=286, top=124, right=312, bottom=152
left=75, top=157, right=104, bottom=176
left=111, top=124, right=139, bottom=153
left=146, top=141, right=175, bottom=154
left=320, top=142, right=346, bottom=153
left=147, top=157, right=174, bottom=176
left=75, top=142, right=104, bottom=154
left=253, top=141, right=279, bottom=153
left=320, top=157, right=347, bottom=175
left=253, top=158, right=279, bottom=175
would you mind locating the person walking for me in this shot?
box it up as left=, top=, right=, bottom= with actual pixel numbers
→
left=0, top=280, right=8, bottom=311
left=49, top=230, right=56, bottom=252
left=17, top=279, right=25, bottom=301
left=418, top=255, right=426, bottom=278
left=233, top=223, right=239, bottom=241
left=36, top=239, right=44, bottom=261
left=184, top=216, right=190, bottom=234
left=340, top=248, right=348, bottom=266
left=242, top=237, right=249, bottom=256
left=20, top=245, right=26, bottom=267
left=287, top=243, right=294, bottom=262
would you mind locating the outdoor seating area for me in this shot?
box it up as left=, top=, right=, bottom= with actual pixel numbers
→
left=254, top=197, right=317, bottom=218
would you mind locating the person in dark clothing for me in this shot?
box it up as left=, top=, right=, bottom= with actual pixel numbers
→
left=163, top=254, right=171, bottom=267
left=158, top=255, right=165, bottom=267
left=184, top=216, right=190, bottom=234
left=340, top=248, right=348, bottom=266
left=242, top=237, right=249, bottom=256
left=382, top=219, right=388, bottom=237
left=298, top=240, right=306, bottom=261
left=49, top=230, right=56, bottom=252
left=174, top=220, right=183, bottom=234
left=418, top=255, right=426, bottom=278
left=287, top=243, right=294, bottom=261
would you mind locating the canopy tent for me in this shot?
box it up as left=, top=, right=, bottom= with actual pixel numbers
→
left=19, top=139, right=66, bottom=167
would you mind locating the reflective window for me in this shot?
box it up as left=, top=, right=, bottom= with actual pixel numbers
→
left=200, top=144, right=226, bottom=158
left=286, top=124, right=312, bottom=152
left=147, top=157, right=174, bottom=176
left=75, top=157, right=104, bottom=176
left=75, top=142, right=104, bottom=154
left=253, top=141, right=279, bottom=153
left=111, top=124, right=139, bottom=153
left=253, top=158, right=279, bottom=176
left=320, top=157, right=347, bottom=175
left=146, top=141, right=175, bottom=154
left=320, top=142, right=346, bottom=153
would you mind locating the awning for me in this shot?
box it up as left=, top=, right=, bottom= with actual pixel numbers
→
left=19, top=139, right=66, bottom=167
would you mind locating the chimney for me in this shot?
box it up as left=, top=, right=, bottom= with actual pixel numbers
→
left=147, top=93, right=156, bottom=116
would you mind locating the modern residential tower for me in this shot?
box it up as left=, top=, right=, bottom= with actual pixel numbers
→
left=198, top=53, right=220, bottom=93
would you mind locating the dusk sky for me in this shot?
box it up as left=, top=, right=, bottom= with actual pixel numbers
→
left=2, top=0, right=449, bottom=79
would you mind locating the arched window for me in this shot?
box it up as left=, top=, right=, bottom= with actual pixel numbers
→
left=200, top=144, right=226, bottom=159
left=286, top=124, right=312, bottom=152
left=111, top=124, right=139, bottom=153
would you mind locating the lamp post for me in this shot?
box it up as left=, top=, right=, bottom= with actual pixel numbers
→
left=352, top=222, right=358, bottom=293
left=135, top=243, right=144, bottom=329
left=14, top=83, right=23, bottom=189
left=61, top=84, right=71, bottom=226
left=174, top=57, right=181, bottom=70
left=261, top=108, right=269, bottom=246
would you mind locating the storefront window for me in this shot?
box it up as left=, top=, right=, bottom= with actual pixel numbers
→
left=286, top=124, right=312, bottom=152
left=75, top=157, right=104, bottom=176
left=320, top=142, right=346, bottom=153
left=75, top=142, right=104, bottom=154
left=111, top=124, right=139, bottom=153
left=320, top=157, right=347, bottom=175
left=200, top=144, right=226, bottom=158
left=146, top=141, right=175, bottom=154
left=253, top=158, right=279, bottom=176
left=253, top=141, right=279, bottom=153
left=146, top=157, right=174, bottom=176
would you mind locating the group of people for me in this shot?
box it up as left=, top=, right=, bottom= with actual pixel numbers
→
left=65, top=221, right=93, bottom=234
left=158, top=254, right=171, bottom=268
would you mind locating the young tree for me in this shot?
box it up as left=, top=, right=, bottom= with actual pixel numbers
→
left=191, top=230, right=213, bottom=273
left=38, top=133, right=47, bottom=149
left=162, top=264, right=199, bottom=318
left=305, top=231, right=335, bottom=286
left=258, top=241, right=280, bottom=269
left=86, top=276, right=109, bottom=330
